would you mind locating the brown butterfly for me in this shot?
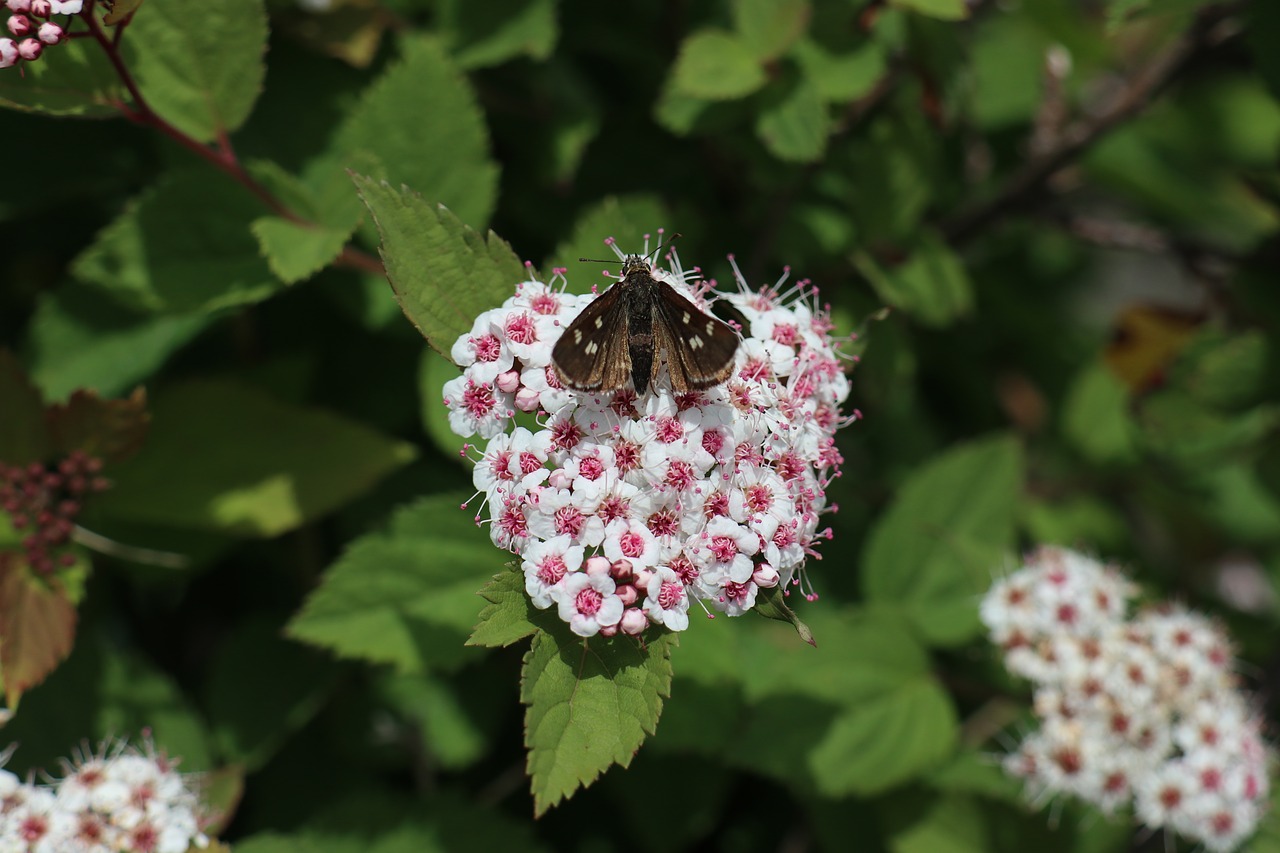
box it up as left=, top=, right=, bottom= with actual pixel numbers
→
left=552, top=252, right=740, bottom=395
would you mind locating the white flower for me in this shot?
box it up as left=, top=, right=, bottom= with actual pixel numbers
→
left=556, top=572, right=624, bottom=637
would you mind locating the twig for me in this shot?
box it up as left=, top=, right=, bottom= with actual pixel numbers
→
left=939, top=1, right=1244, bottom=248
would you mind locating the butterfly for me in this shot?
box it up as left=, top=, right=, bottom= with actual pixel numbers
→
left=551, top=251, right=740, bottom=396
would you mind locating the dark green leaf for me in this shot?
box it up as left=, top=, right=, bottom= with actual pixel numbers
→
left=732, top=0, right=811, bottom=61
left=0, top=351, right=51, bottom=465
left=669, top=30, right=767, bottom=100
left=0, top=39, right=124, bottom=116
left=854, top=231, right=973, bottom=327
left=468, top=568, right=539, bottom=649
left=755, top=76, right=829, bottom=162
left=438, top=0, right=558, bottom=69
left=251, top=217, right=353, bottom=284
left=98, top=379, right=417, bottom=536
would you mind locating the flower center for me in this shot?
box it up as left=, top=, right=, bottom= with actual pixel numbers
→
left=574, top=586, right=603, bottom=616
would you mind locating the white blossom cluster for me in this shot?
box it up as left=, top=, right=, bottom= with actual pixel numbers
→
left=981, top=546, right=1272, bottom=852
left=0, top=738, right=210, bottom=853
left=443, top=237, right=855, bottom=637
left=0, top=0, right=76, bottom=70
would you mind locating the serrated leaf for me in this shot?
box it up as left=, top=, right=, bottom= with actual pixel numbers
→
left=854, top=231, right=973, bottom=327
left=809, top=676, right=958, bottom=795
left=889, top=0, right=967, bottom=20
left=0, top=351, right=52, bottom=465
left=25, top=285, right=210, bottom=401
left=732, top=0, right=811, bottom=61
left=288, top=495, right=497, bottom=673
left=46, top=387, right=149, bottom=464
left=0, top=38, right=125, bottom=116
left=523, top=629, right=675, bottom=814
left=467, top=568, right=538, bottom=648
left=251, top=217, right=353, bottom=284
left=438, top=0, right=558, bottom=69
left=334, top=37, right=499, bottom=229
left=860, top=435, right=1023, bottom=646
left=97, top=379, right=416, bottom=536
left=670, top=30, right=767, bottom=100
left=752, top=586, right=815, bottom=645
left=352, top=174, right=524, bottom=354
left=0, top=558, right=77, bottom=708
left=72, top=169, right=281, bottom=315
left=123, top=0, right=267, bottom=142
left=756, top=76, right=829, bottom=162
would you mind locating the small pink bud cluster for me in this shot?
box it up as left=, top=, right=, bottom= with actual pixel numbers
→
left=0, top=736, right=211, bottom=852
left=444, top=236, right=856, bottom=637
left=0, top=450, right=108, bottom=575
left=0, top=0, right=78, bottom=70
left=981, top=546, right=1272, bottom=853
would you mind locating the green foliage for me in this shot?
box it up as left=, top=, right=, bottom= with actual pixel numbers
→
left=522, top=628, right=675, bottom=815
left=1, top=0, right=1278, bottom=849
left=353, top=174, right=523, bottom=353
left=288, top=495, right=495, bottom=672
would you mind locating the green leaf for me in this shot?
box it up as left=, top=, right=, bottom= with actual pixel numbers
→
left=206, top=619, right=336, bottom=771
left=1061, top=361, right=1138, bottom=465
left=467, top=568, right=539, bottom=649
left=732, top=0, right=811, bottom=61
left=380, top=672, right=499, bottom=770
left=756, top=76, right=829, bottom=162
left=1138, top=392, right=1280, bottom=466
left=438, top=0, right=558, bottom=69
left=752, top=585, right=816, bottom=646
left=251, top=217, right=353, bottom=284
left=1173, top=329, right=1269, bottom=410
left=123, top=0, right=268, bottom=142
left=885, top=794, right=989, bottom=853
left=860, top=435, right=1024, bottom=646
left=0, top=38, right=125, bottom=116
left=889, top=0, right=968, bottom=20
left=669, top=30, right=767, bottom=100
left=97, top=379, right=416, bottom=536
left=810, top=676, right=959, bottom=796
left=523, top=629, right=675, bottom=815
left=793, top=39, right=887, bottom=103
left=72, top=169, right=281, bottom=314
left=0, top=351, right=51, bottom=465
left=334, top=37, right=499, bottom=229
left=549, top=195, right=670, bottom=294
left=1191, top=464, right=1280, bottom=544
left=288, top=495, right=498, bottom=673
left=25, top=284, right=210, bottom=401
left=854, top=231, right=973, bottom=327
left=1248, top=1, right=1280, bottom=101
left=352, top=174, right=524, bottom=354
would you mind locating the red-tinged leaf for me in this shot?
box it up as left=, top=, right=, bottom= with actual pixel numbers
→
left=0, top=351, right=51, bottom=466
left=46, top=387, right=150, bottom=465
left=0, top=553, right=78, bottom=707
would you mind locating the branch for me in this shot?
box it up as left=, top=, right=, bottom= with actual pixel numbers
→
left=939, top=2, right=1244, bottom=248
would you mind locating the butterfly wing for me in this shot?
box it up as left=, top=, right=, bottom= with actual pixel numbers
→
left=551, top=284, right=633, bottom=392
left=652, top=284, right=740, bottom=393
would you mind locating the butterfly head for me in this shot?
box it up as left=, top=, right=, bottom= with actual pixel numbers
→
left=620, top=254, right=654, bottom=278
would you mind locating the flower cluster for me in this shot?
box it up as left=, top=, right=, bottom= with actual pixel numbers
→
left=0, top=737, right=211, bottom=853
left=1, top=0, right=78, bottom=70
left=981, top=546, right=1271, bottom=852
left=0, top=451, right=108, bottom=576
left=443, top=236, right=855, bottom=637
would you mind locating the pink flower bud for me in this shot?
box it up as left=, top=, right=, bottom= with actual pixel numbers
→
left=6, top=1, right=32, bottom=13
left=620, top=608, right=649, bottom=635
left=609, top=558, right=634, bottom=581
left=495, top=369, right=520, bottom=393
left=29, top=0, right=48, bottom=17
left=584, top=556, right=611, bottom=577
left=15, top=34, right=38, bottom=60
left=0, top=37, right=16, bottom=67
left=36, top=20, right=59, bottom=42
left=7, top=14, right=30, bottom=35
left=598, top=622, right=619, bottom=637
left=616, top=584, right=638, bottom=606
left=753, top=562, right=779, bottom=588
left=514, top=387, right=541, bottom=412
left=633, top=567, right=654, bottom=589
left=547, top=468, right=571, bottom=489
